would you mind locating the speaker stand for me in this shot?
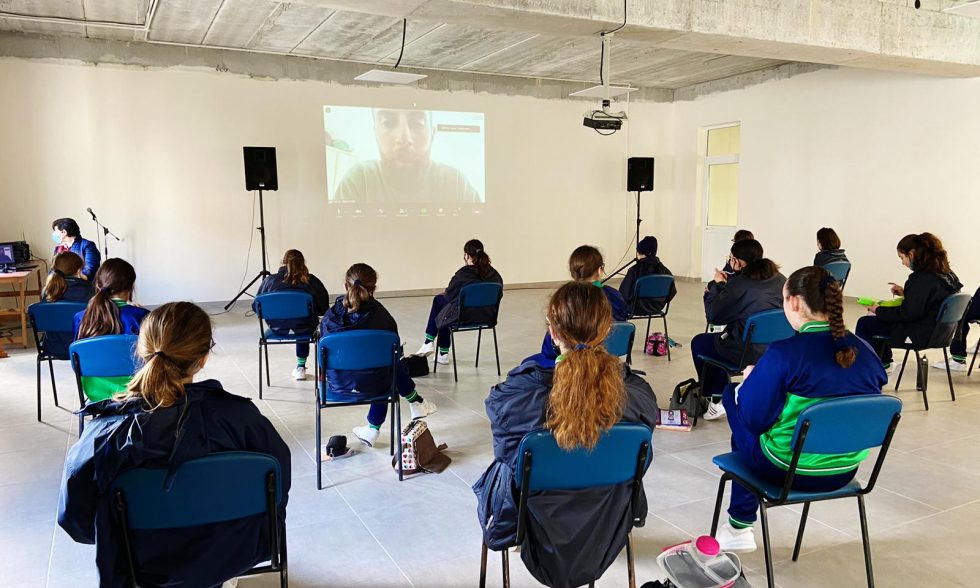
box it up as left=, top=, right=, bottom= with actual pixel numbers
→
left=604, top=190, right=645, bottom=283
left=224, top=189, right=272, bottom=311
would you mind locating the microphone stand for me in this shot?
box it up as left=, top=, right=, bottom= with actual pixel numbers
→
left=224, top=189, right=272, bottom=310
left=90, top=213, right=121, bottom=259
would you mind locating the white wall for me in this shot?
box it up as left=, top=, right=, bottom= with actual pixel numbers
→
left=0, top=59, right=666, bottom=304
left=658, top=68, right=980, bottom=299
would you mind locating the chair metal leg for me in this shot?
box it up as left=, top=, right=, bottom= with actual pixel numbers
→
left=78, top=413, right=85, bottom=437
left=264, top=344, right=271, bottom=386
left=759, top=504, right=775, bottom=588
left=396, top=397, right=403, bottom=481
left=258, top=343, right=264, bottom=400
left=451, top=331, right=458, bottom=383
left=917, top=351, right=930, bottom=411
left=710, top=474, right=728, bottom=535
left=792, top=502, right=811, bottom=562
left=858, top=494, right=875, bottom=588
left=475, top=328, right=482, bottom=368
left=944, top=348, right=956, bottom=402
left=894, top=350, right=910, bottom=391
left=48, top=359, right=59, bottom=407
left=389, top=399, right=396, bottom=457
left=280, top=519, right=289, bottom=588
left=627, top=531, right=636, bottom=588
left=501, top=549, right=510, bottom=588
left=479, top=542, right=488, bottom=588
left=644, top=317, right=652, bottom=358
left=663, top=316, right=671, bottom=362
left=315, top=403, right=322, bottom=490
left=36, top=359, right=42, bottom=422
left=492, top=327, right=501, bottom=376
left=969, top=336, right=980, bottom=377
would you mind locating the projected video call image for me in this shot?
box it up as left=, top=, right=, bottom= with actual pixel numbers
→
left=324, top=106, right=485, bottom=205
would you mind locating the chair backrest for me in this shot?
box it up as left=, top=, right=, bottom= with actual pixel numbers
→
left=317, top=330, right=400, bottom=371
left=823, top=261, right=851, bottom=284
left=254, top=291, right=314, bottom=321
left=633, top=275, right=674, bottom=300
left=926, top=292, right=973, bottom=348
left=791, top=395, right=903, bottom=455
left=459, top=282, right=503, bottom=309
left=604, top=321, right=635, bottom=358
left=70, top=334, right=140, bottom=378
left=743, top=309, right=795, bottom=346
left=515, top=423, right=652, bottom=491
left=28, top=301, right=87, bottom=333
left=110, top=451, right=282, bottom=530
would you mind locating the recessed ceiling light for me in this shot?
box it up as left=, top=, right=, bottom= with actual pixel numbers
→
left=354, top=69, right=427, bottom=84
left=569, top=85, right=638, bottom=98
left=944, top=0, right=980, bottom=17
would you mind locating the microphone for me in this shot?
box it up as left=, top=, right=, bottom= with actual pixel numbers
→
left=87, top=207, right=98, bottom=221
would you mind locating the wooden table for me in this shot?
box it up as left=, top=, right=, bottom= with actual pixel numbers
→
left=0, top=266, right=42, bottom=348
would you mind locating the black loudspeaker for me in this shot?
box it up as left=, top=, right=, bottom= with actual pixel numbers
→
left=627, top=157, right=654, bottom=192
left=243, top=146, right=278, bottom=191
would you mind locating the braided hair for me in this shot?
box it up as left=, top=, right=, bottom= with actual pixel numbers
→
left=786, top=266, right=856, bottom=368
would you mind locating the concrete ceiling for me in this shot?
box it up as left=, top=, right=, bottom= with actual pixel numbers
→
left=1, top=0, right=979, bottom=92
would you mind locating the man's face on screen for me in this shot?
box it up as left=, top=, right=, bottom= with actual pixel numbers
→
left=374, top=109, right=433, bottom=167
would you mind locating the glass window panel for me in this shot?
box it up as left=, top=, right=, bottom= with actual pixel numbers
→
left=707, top=163, right=739, bottom=226
left=707, top=125, right=740, bottom=156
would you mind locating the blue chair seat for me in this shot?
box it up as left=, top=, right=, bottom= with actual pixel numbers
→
left=263, top=328, right=313, bottom=341
left=698, top=355, right=741, bottom=374
left=712, top=453, right=862, bottom=502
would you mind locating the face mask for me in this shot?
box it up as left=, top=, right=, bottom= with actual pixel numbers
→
left=52, top=232, right=63, bottom=245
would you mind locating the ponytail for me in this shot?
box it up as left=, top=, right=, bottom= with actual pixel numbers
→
left=897, top=232, right=950, bottom=274
left=786, top=266, right=856, bottom=368
left=77, top=258, right=137, bottom=340
left=545, top=281, right=625, bottom=450
left=343, top=263, right=378, bottom=313
left=568, top=245, right=605, bottom=281
left=124, top=302, right=212, bottom=410
left=731, top=239, right=780, bottom=280
left=464, top=239, right=492, bottom=280
left=44, top=251, right=84, bottom=302
left=282, top=249, right=310, bottom=285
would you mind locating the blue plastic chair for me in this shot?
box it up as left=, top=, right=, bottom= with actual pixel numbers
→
left=479, top=423, right=653, bottom=588
left=27, top=301, right=87, bottom=423
left=696, top=309, right=794, bottom=426
left=316, top=330, right=403, bottom=489
left=627, top=275, right=675, bottom=360
left=889, top=292, right=972, bottom=410
left=823, top=261, right=852, bottom=289
left=433, top=282, right=503, bottom=382
left=710, top=395, right=903, bottom=588
left=604, top=321, right=636, bottom=365
left=254, top=291, right=317, bottom=399
left=70, top=334, right=139, bottom=435
left=110, top=451, right=287, bottom=587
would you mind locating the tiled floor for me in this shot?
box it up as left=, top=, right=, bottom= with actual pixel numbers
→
left=2, top=282, right=979, bottom=587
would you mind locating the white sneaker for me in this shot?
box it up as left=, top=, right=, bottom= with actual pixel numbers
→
left=416, top=341, right=435, bottom=357
left=352, top=425, right=380, bottom=447
left=410, top=398, right=438, bottom=420
left=703, top=400, right=727, bottom=421
left=715, top=522, right=757, bottom=552
left=293, top=366, right=307, bottom=381
left=932, top=359, right=967, bottom=372
left=436, top=352, right=450, bottom=365
left=883, top=363, right=897, bottom=375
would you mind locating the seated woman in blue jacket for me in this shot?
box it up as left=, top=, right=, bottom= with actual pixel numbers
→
left=58, top=301, right=292, bottom=588
left=713, top=266, right=887, bottom=552
left=528, top=245, right=629, bottom=368
left=856, top=233, right=962, bottom=369
left=415, top=239, right=503, bottom=365
left=474, top=281, right=658, bottom=587
left=321, top=263, right=437, bottom=448
left=73, top=258, right=151, bottom=402
left=693, top=239, right=785, bottom=421
left=38, top=252, right=94, bottom=360
left=255, top=249, right=329, bottom=381
left=813, top=227, right=849, bottom=267
left=52, top=217, right=101, bottom=281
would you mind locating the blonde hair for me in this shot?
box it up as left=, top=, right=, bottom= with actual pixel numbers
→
left=44, top=251, right=84, bottom=301
left=123, top=302, right=212, bottom=410
left=282, top=249, right=310, bottom=285
left=545, top=281, right=625, bottom=450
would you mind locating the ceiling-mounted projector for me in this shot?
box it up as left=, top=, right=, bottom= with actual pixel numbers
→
left=584, top=99, right=627, bottom=131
